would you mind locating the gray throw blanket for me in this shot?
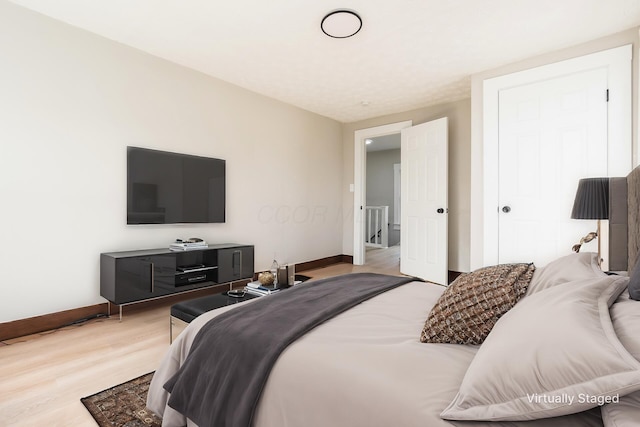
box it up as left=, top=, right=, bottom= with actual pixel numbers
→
left=164, top=272, right=416, bottom=427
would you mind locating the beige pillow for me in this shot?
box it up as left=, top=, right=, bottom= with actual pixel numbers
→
left=526, top=252, right=602, bottom=296
left=421, top=263, right=535, bottom=345
left=440, top=274, right=640, bottom=421
left=601, top=290, right=640, bottom=426
left=610, top=290, right=640, bottom=361
left=601, top=392, right=640, bottom=427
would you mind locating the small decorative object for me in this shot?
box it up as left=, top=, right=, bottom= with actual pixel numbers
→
left=258, top=271, right=275, bottom=286
left=270, top=259, right=279, bottom=286
left=572, top=232, right=598, bottom=253
left=227, top=289, right=245, bottom=298
left=277, top=265, right=289, bottom=287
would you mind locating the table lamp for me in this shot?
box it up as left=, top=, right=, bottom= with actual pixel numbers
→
left=570, top=177, right=609, bottom=266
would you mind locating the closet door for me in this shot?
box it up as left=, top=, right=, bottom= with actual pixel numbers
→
left=497, top=68, right=608, bottom=266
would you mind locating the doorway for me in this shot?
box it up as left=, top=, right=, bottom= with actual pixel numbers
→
left=364, top=133, right=402, bottom=270
left=353, top=121, right=412, bottom=266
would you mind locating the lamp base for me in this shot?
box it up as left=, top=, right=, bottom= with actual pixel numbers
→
left=596, top=219, right=602, bottom=268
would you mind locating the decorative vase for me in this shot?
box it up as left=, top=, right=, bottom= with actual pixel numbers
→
left=258, top=271, right=275, bottom=286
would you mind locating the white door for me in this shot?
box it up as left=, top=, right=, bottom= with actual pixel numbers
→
left=401, top=117, right=448, bottom=284
left=498, top=68, right=608, bottom=266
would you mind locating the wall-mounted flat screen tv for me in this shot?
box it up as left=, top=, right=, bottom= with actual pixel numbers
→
left=127, top=147, right=226, bottom=224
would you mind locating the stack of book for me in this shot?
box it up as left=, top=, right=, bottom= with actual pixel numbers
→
left=169, top=239, right=208, bottom=251
left=244, top=281, right=280, bottom=297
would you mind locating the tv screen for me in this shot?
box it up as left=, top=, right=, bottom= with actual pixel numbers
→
left=127, top=147, right=225, bottom=224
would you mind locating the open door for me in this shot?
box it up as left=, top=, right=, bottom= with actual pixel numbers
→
left=400, top=117, right=448, bottom=284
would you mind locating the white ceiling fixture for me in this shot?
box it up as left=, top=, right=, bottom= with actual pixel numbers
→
left=7, top=0, right=640, bottom=123
left=321, top=10, right=362, bottom=38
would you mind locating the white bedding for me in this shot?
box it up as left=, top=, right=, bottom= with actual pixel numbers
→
left=148, top=279, right=603, bottom=426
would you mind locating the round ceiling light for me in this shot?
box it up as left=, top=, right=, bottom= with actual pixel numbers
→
left=321, top=10, right=362, bottom=38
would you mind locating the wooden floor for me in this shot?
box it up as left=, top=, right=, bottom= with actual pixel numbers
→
left=0, top=248, right=400, bottom=426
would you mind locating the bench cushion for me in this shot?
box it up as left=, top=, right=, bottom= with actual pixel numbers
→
left=171, top=293, right=257, bottom=323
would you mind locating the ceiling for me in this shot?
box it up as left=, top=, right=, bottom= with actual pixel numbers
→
left=367, top=134, right=401, bottom=152
left=9, top=0, right=640, bottom=123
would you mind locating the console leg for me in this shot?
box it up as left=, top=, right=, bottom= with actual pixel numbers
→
left=119, top=305, right=123, bottom=322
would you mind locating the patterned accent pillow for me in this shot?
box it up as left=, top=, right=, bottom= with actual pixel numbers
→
left=420, top=263, right=535, bottom=345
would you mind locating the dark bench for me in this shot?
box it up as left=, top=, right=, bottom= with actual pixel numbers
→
left=170, top=292, right=257, bottom=343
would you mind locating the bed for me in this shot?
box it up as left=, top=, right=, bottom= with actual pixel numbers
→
left=147, top=168, right=640, bottom=427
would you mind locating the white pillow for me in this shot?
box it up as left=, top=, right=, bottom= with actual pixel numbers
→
left=441, top=274, right=640, bottom=421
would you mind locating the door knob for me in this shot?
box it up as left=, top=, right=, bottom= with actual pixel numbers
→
left=437, top=208, right=445, bottom=214
left=502, top=206, right=511, bottom=213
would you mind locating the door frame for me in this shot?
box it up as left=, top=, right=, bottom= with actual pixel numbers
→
left=475, top=44, right=632, bottom=268
left=353, top=120, right=412, bottom=265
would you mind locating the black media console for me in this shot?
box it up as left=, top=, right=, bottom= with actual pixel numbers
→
left=100, top=243, right=254, bottom=319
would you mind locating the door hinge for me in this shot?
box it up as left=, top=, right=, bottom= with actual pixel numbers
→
left=606, top=89, right=609, bottom=102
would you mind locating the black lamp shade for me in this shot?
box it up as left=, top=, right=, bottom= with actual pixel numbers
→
left=571, top=177, right=610, bottom=220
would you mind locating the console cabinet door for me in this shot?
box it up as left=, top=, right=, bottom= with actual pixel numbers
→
left=114, top=255, right=175, bottom=304
left=217, top=247, right=254, bottom=283
left=239, top=247, right=254, bottom=280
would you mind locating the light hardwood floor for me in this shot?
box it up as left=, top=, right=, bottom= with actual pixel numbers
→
left=0, top=249, right=400, bottom=426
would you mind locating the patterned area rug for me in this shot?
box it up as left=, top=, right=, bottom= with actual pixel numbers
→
left=81, top=372, right=162, bottom=427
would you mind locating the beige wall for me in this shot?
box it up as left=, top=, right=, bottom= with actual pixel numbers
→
left=0, top=2, right=343, bottom=322
left=470, top=27, right=640, bottom=269
left=4, top=1, right=636, bottom=322
left=342, top=99, right=472, bottom=272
